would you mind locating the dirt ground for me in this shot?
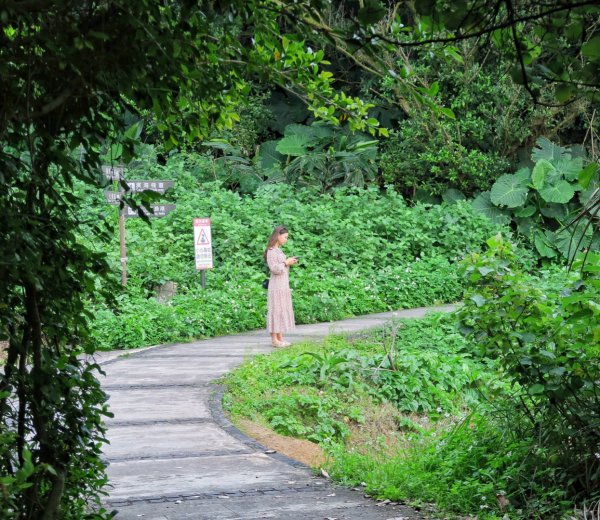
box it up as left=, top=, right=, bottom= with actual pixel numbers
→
left=235, top=417, right=326, bottom=468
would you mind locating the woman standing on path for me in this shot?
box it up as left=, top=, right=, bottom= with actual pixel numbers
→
left=265, top=225, right=298, bottom=347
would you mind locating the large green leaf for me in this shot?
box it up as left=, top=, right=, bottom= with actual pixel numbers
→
left=531, top=159, right=554, bottom=189
left=540, top=203, right=568, bottom=219
left=531, top=137, right=568, bottom=163
left=472, top=192, right=511, bottom=224
left=579, top=162, right=598, bottom=189
left=514, top=205, right=536, bottom=218
left=539, top=180, right=575, bottom=204
left=534, top=230, right=557, bottom=258
left=515, top=166, right=532, bottom=183
left=442, top=188, right=466, bottom=204
left=555, top=156, right=583, bottom=181
left=582, top=35, right=600, bottom=60
left=579, top=178, right=599, bottom=205
left=256, top=140, right=284, bottom=169
left=414, top=189, right=441, bottom=204
left=284, top=123, right=322, bottom=140
left=357, top=0, right=387, bottom=24
left=267, top=92, right=309, bottom=133
left=276, top=135, right=311, bottom=156
left=555, top=224, right=594, bottom=261
left=490, top=174, right=529, bottom=208
left=517, top=217, right=534, bottom=236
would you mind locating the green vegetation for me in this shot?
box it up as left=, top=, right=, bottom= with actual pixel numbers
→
left=224, top=244, right=599, bottom=518
left=0, top=3, right=389, bottom=518
left=2, top=0, right=600, bottom=518
left=86, top=168, right=502, bottom=349
left=473, top=138, right=600, bottom=259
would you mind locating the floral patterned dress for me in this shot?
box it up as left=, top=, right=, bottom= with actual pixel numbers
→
left=266, top=247, right=295, bottom=333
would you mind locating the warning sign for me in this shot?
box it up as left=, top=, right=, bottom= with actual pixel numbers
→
left=193, top=218, right=213, bottom=270
left=196, top=228, right=210, bottom=246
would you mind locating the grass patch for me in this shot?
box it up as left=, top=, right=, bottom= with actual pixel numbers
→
left=223, top=312, right=581, bottom=519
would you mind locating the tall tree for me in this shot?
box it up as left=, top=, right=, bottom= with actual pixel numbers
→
left=0, top=2, right=378, bottom=518
left=313, top=1, right=600, bottom=105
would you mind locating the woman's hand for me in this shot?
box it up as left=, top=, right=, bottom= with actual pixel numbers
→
left=285, top=257, right=298, bottom=266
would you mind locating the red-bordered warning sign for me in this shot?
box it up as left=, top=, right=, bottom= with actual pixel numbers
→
left=193, top=218, right=213, bottom=270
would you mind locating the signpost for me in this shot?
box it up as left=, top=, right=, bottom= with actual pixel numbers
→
left=102, top=165, right=176, bottom=286
left=121, top=180, right=174, bottom=194
left=124, top=204, right=176, bottom=219
left=102, top=165, right=124, bottom=181
left=193, top=218, right=213, bottom=288
left=104, top=191, right=123, bottom=205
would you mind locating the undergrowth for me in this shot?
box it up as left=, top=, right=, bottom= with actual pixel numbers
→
left=83, top=179, right=510, bottom=349
left=223, top=306, right=592, bottom=519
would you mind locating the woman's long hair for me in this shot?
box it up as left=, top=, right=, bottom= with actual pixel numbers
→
left=264, top=226, right=288, bottom=260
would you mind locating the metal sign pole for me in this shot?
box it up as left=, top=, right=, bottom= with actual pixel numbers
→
left=119, top=208, right=127, bottom=286
left=201, top=270, right=206, bottom=289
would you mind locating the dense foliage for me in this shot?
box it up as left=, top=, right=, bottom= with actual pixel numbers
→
left=473, top=138, right=599, bottom=259
left=223, top=312, right=491, bottom=437
left=85, top=165, right=502, bottom=349
left=459, top=235, right=600, bottom=506
left=2, top=1, right=600, bottom=518
left=224, top=248, right=598, bottom=518
left=0, top=2, right=384, bottom=517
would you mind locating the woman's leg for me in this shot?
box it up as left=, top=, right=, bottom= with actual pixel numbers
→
left=271, top=333, right=280, bottom=345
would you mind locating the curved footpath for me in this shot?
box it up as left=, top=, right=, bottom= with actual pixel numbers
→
left=99, top=305, right=455, bottom=519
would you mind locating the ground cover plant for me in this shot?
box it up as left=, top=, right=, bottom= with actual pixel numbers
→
left=82, top=159, right=505, bottom=350
left=223, top=247, right=598, bottom=519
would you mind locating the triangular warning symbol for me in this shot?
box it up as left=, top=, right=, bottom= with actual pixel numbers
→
left=196, top=228, right=210, bottom=246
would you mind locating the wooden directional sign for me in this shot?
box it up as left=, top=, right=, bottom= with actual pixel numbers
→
left=104, top=191, right=123, bottom=205
left=104, top=173, right=176, bottom=286
left=102, top=165, right=124, bottom=181
left=123, top=204, right=176, bottom=219
left=121, top=180, right=174, bottom=194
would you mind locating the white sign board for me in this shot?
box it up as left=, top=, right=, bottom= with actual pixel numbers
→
left=194, top=218, right=213, bottom=270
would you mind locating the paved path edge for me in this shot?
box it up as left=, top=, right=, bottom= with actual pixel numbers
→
left=209, top=384, right=314, bottom=472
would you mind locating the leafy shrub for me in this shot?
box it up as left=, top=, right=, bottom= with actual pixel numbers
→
left=459, top=234, right=600, bottom=506
left=379, top=126, right=509, bottom=198
left=86, top=177, right=504, bottom=349
left=260, top=122, right=379, bottom=192
left=326, top=410, right=575, bottom=519
left=375, top=48, right=545, bottom=198
left=473, top=137, right=600, bottom=259
left=224, top=264, right=596, bottom=518
left=224, top=314, right=491, bottom=443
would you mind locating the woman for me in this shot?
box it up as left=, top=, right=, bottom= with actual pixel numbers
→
left=264, top=225, right=298, bottom=347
